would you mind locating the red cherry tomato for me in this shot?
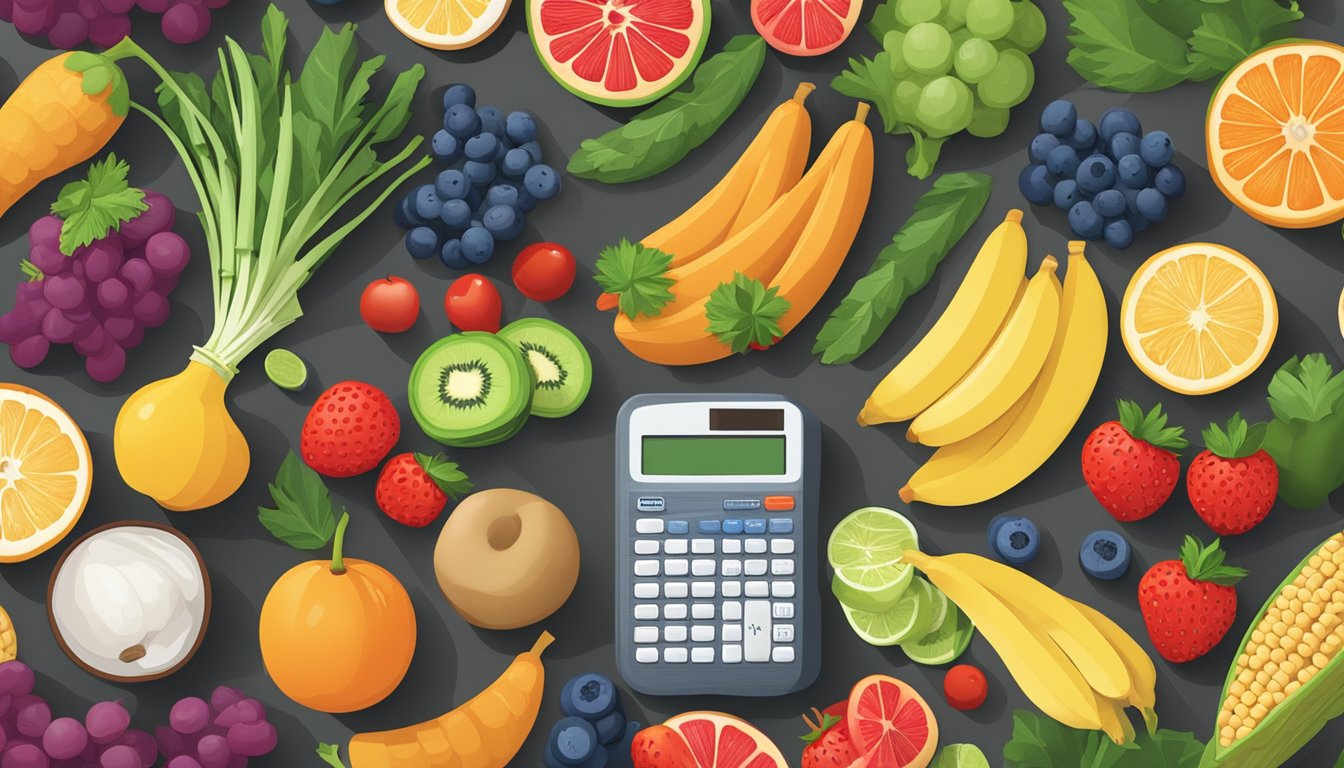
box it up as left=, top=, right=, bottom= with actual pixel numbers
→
left=511, top=242, right=576, bottom=302
left=944, top=664, right=988, bottom=710
left=360, top=275, right=420, bottom=333
left=444, top=274, right=503, bottom=333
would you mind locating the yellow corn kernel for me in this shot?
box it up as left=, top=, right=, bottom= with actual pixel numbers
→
left=1241, top=689, right=1258, bottom=706
left=1229, top=712, right=1244, bottom=728
left=1303, top=633, right=1322, bottom=656
left=1236, top=725, right=1253, bottom=740
left=1310, top=554, right=1325, bottom=569
left=1234, top=702, right=1249, bottom=717
left=1296, top=612, right=1313, bottom=629
left=1326, top=538, right=1340, bottom=552
left=1268, top=677, right=1283, bottom=693
left=1251, top=629, right=1265, bottom=645
left=1274, top=620, right=1289, bottom=636
left=1314, top=652, right=1331, bottom=668
left=1306, top=572, right=1325, bottom=590
left=1289, top=598, right=1303, bottom=614
left=1274, top=596, right=1291, bottom=611
left=1250, top=702, right=1269, bottom=720
left=1296, top=586, right=1313, bottom=602
left=1229, top=680, right=1246, bottom=697
left=1321, top=560, right=1336, bottom=577
left=1288, top=626, right=1304, bottom=642
left=1326, top=635, right=1342, bottom=653
left=1273, top=691, right=1286, bottom=705
left=1286, top=679, right=1302, bottom=695
left=1270, top=647, right=1287, bottom=664
left=1305, top=602, right=1323, bottom=620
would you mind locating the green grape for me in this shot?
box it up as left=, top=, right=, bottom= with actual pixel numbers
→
left=949, top=27, right=972, bottom=50
left=903, top=22, right=953, bottom=76
left=954, top=37, right=998, bottom=83
left=1003, top=1, right=1047, bottom=53
left=916, top=76, right=974, bottom=137
left=976, top=48, right=1034, bottom=108
left=967, top=102, right=1010, bottom=137
left=895, top=0, right=942, bottom=26
left=884, top=30, right=911, bottom=77
left=965, top=0, right=1013, bottom=41
left=893, top=79, right=923, bottom=125
left=945, top=0, right=970, bottom=29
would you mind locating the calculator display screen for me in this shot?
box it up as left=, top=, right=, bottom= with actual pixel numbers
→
left=642, top=436, right=786, bottom=475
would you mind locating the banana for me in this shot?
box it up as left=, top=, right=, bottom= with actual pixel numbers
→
left=723, top=85, right=815, bottom=237
left=1069, top=598, right=1159, bottom=728
left=1095, top=692, right=1137, bottom=745
left=904, top=550, right=1104, bottom=731
left=908, top=257, right=1061, bottom=446
left=900, top=241, right=1108, bottom=506
left=858, top=209, right=1028, bottom=426
left=939, top=553, right=1132, bottom=701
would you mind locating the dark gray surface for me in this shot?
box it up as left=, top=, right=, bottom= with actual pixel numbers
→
left=2, top=0, right=1344, bottom=765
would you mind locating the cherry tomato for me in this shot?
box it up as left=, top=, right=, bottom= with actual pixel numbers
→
left=944, top=664, right=988, bottom=710
left=360, top=275, right=420, bottom=333
left=444, top=274, right=503, bottom=333
left=511, top=242, right=576, bottom=302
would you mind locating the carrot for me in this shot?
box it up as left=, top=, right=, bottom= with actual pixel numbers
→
left=0, top=52, right=128, bottom=220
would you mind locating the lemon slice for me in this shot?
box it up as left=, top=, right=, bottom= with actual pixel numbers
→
left=0, top=384, right=91, bottom=562
left=1121, top=243, right=1277, bottom=395
left=386, top=0, right=512, bottom=50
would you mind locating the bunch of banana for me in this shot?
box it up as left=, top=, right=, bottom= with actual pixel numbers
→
left=858, top=214, right=1108, bottom=506
left=905, top=550, right=1158, bottom=742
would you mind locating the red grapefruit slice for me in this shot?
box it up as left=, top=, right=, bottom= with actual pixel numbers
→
left=847, top=675, right=939, bottom=768
left=662, top=711, right=788, bottom=768
left=751, top=0, right=859, bottom=57
left=527, top=0, right=711, bottom=107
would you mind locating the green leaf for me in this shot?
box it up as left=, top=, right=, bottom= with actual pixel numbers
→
left=1178, top=536, right=1248, bottom=586
left=906, top=131, right=948, bottom=179
left=1201, top=412, right=1266, bottom=458
left=413, top=453, right=473, bottom=499
left=50, top=154, right=148, bottom=255
left=813, top=172, right=991, bottom=364
left=315, top=743, right=348, bottom=768
left=1116, top=400, right=1189, bottom=452
left=594, top=238, right=675, bottom=319
left=705, top=272, right=791, bottom=354
left=1004, top=710, right=1204, bottom=768
left=1267, top=354, right=1344, bottom=423
left=64, top=51, right=130, bottom=116
left=261, top=4, right=288, bottom=84
left=257, top=451, right=340, bottom=550
left=567, top=35, right=766, bottom=184
left=1188, top=0, right=1302, bottom=76
left=295, top=22, right=358, bottom=149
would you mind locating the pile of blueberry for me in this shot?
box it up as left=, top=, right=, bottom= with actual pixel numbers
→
left=1018, top=100, right=1186, bottom=249
left=394, top=84, right=561, bottom=269
left=545, top=673, right=638, bottom=768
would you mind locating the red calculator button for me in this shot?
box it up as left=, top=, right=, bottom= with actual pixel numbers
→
left=764, top=495, right=795, bottom=511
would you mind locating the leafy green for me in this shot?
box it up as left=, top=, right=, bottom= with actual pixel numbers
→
left=1003, top=710, right=1204, bottom=768
left=1201, top=413, right=1266, bottom=459
left=258, top=451, right=341, bottom=550
left=1117, top=400, right=1189, bottom=452
left=415, top=453, right=472, bottom=499
left=1179, top=536, right=1247, bottom=586
left=50, top=154, right=148, bottom=255
left=594, top=238, right=675, bottom=319
left=1262, top=354, right=1344, bottom=508
left=705, top=272, right=790, bottom=354
left=316, top=743, right=348, bottom=768
left=1064, top=0, right=1303, bottom=92
left=813, top=172, right=991, bottom=364
left=567, top=35, right=766, bottom=184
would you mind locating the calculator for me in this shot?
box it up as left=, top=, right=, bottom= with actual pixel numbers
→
left=614, top=393, right=820, bottom=697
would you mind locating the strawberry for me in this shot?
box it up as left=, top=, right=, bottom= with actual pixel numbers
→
left=1139, top=536, right=1247, bottom=662
left=632, top=725, right=696, bottom=768
left=300, top=381, right=400, bottom=477
left=1186, top=413, right=1278, bottom=536
left=800, top=701, right=859, bottom=768
left=375, top=452, right=473, bottom=527
left=1081, top=400, right=1188, bottom=521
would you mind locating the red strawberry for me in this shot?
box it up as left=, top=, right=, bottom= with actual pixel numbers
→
left=800, top=701, right=859, bottom=768
left=1081, top=400, right=1188, bottom=521
left=1139, top=536, right=1247, bottom=663
left=632, top=725, right=696, bottom=768
left=300, top=381, right=400, bottom=477
left=1186, top=413, right=1278, bottom=536
left=375, top=452, right=473, bottom=527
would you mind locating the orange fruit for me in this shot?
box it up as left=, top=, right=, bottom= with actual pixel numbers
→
left=0, top=383, right=90, bottom=563
left=386, top=0, right=512, bottom=50
left=752, top=0, right=861, bottom=57
left=846, top=675, right=938, bottom=768
left=1121, top=243, right=1278, bottom=395
left=1208, top=41, right=1344, bottom=228
left=662, top=711, right=788, bottom=768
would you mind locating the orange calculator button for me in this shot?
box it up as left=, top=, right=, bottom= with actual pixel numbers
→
left=764, top=495, right=795, bottom=511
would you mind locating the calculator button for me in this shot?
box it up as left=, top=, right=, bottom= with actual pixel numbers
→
left=744, top=560, right=768, bottom=576
left=634, top=560, right=659, bottom=577
left=722, top=581, right=742, bottom=598
left=771, top=559, right=795, bottom=576
left=665, top=583, right=689, bottom=599
left=745, top=581, right=769, bottom=598
left=665, top=605, right=688, bottom=620
left=744, top=601, right=772, bottom=662
left=692, top=626, right=715, bottom=642
left=667, top=520, right=689, bottom=535
left=771, top=539, right=795, bottom=555
left=692, top=604, right=715, bottom=620
left=634, top=627, right=658, bottom=644
left=722, top=519, right=744, bottom=535
left=636, top=648, right=658, bottom=663
left=745, top=539, right=767, bottom=554
left=691, top=648, right=715, bottom=663
left=634, top=583, right=659, bottom=599
left=634, top=540, right=659, bottom=555
left=773, top=624, right=794, bottom=643
left=664, top=648, right=688, bottom=664
left=772, top=647, right=795, bottom=663
left=697, top=520, right=722, bottom=534
left=634, top=604, right=658, bottom=620
left=692, top=539, right=715, bottom=554
left=723, top=624, right=743, bottom=642
left=665, top=626, right=688, bottom=643
left=768, top=519, right=794, bottom=534
left=722, top=645, right=743, bottom=664
left=721, top=560, right=743, bottom=577
left=772, top=581, right=796, bottom=598
left=692, top=559, right=716, bottom=576
left=635, top=519, right=664, bottom=534
left=637, top=497, right=666, bottom=512
left=764, top=495, right=795, bottom=511
left=664, top=539, right=688, bottom=555
left=773, top=603, right=794, bottom=619
left=744, top=519, right=767, bottom=535
left=665, top=560, right=689, bottom=577
left=691, top=582, right=716, bottom=598
left=723, top=601, right=742, bottom=621
left=723, top=499, right=762, bottom=511
left=722, top=539, right=743, bottom=555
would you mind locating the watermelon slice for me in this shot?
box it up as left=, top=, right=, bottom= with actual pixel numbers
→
left=527, top=0, right=711, bottom=107
left=751, top=0, right=860, bottom=56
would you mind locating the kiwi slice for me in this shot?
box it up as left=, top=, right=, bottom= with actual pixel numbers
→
left=498, top=318, right=592, bottom=418
left=409, top=332, right=534, bottom=447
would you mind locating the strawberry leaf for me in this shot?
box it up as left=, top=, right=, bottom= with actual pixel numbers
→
left=593, top=238, right=674, bottom=319
left=50, top=153, right=148, bottom=256
left=258, top=451, right=340, bottom=550
left=705, top=272, right=790, bottom=354
left=1201, top=412, right=1266, bottom=459
left=413, top=452, right=472, bottom=499
left=1116, top=399, right=1188, bottom=452
left=1178, top=536, right=1247, bottom=586
left=800, top=713, right=842, bottom=744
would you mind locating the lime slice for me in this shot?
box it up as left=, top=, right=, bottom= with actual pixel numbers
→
left=841, top=576, right=937, bottom=646
left=902, top=602, right=976, bottom=666
left=827, top=506, right=919, bottom=612
left=932, top=743, right=990, bottom=768
left=923, top=582, right=950, bottom=635
left=264, top=349, right=308, bottom=391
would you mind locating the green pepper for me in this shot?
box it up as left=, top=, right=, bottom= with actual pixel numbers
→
left=1260, top=355, right=1344, bottom=509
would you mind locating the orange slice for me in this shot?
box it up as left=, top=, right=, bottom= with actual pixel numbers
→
left=0, top=383, right=90, bottom=562
left=662, top=711, right=787, bottom=768
left=385, top=0, right=512, bottom=50
left=1208, top=41, right=1344, bottom=228
left=1121, top=244, right=1278, bottom=395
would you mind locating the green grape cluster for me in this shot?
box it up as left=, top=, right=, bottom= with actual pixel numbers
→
left=834, top=0, right=1046, bottom=178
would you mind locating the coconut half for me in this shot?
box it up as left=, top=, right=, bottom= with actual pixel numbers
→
left=47, top=521, right=211, bottom=682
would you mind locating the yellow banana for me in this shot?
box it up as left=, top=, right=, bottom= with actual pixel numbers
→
left=908, top=257, right=1061, bottom=446
left=1095, top=692, right=1137, bottom=745
left=858, top=209, right=1028, bottom=426
left=901, top=241, right=1108, bottom=506
left=1069, top=598, right=1159, bottom=728
left=904, top=550, right=1104, bottom=731
left=939, top=553, right=1132, bottom=701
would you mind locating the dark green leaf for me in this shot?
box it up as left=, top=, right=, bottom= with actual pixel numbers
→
left=257, top=451, right=340, bottom=550
left=705, top=272, right=790, bottom=354
left=295, top=22, right=358, bottom=147
left=1117, top=400, right=1189, bottom=452
left=1267, top=354, right=1344, bottom=423
left=594, top=238, right=675, bottom=319
left=1179, top=536, right=1248, bottom=586
left=414, top=453, right=473, bottom=499
left=50, top=154, right=147, bottom=255
left=1201, top=412, right=1267, bottom=458
left=1004, top=710, right=1203, bottom=768
left=261, top=4, right=288, bottom=84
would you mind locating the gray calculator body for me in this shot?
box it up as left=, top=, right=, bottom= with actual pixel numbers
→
left=615, top=393, right=820, bottom=697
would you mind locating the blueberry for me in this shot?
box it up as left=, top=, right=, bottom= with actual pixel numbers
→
left=464, top=160, right=497, bottom=188
left=440, top=238, right=468, bottom=269
left=494, top=139, right=510, bottom=162
left=501, top=148, right=534, bottom=180
left=1080, top=530, right=1131, bottom=580
left=465, top=186, right=484, bottom=211
left=413, top=185, right=442, bottom=221
left=431, top=129, right=462, bottom=166
left=994, top=516, right=1039, bottom=565
left=442, top=83, right=476, bottom=111
left=1064, top=119, right=1098, bottom=151
left=561, top=673, right=620, bottom=719
left=525, top=164, right=561, bottom=200
left=1103, top=217, right=1134, bottom=249
left=1106, top=131, right=1140, bottom=163
left=519, top=140, right=545, bottom=163
left=593, top=707, right=626, bottom=745
left=1069, top=200, right=1103, bottom=239
left=483, top=204, right=524, bottom=241
left=1054, top=179, right=1083, bottom=211
left=550, top=717, right=598, bottom=765
left=1098, top=108, right=1141, bottom=143
left=1076, top=154, right=1116, bottom=194
left=1136, top=187, right=1168, bottom=222
left=405, top=226, right=439, bottom=260
left=444, top=103, right=481, bottom=139
left=461, top=226, right=495, bottom=265
left=1154, top=164, right=1186, bottom=198
left=464, top=133, right=499, bottom=163
left=1140, top=130, right=1174, bottom=167
left=1117, top=154, right=1148, bottom=188
left=1018, top=164, right=1054, bottom=205
left=486, top=183, right=521, bottom=210
left=439, top=198, right=472, bottom=229
left=476, top=106, right=506, bottom=138
left=1040, top=99, right=1077, bottom=137
left=1093, top=188, right=1126, bottom=218
left=987, top=513, right=1016, bottom=553
left=517, top=188, right=538, bottom=213
left=608, top=722, right=640, bottom=768
left=1029, top=133, right=1060, bottom=163
left=506, top=110, right=538, bottom=144
left=435, top=169, right=470, bottom=201
left=1126, top=211, right=1150, bottom=233
left=393, top=195, right=424, bottom=229
left=1045, top=144, right=1081, bottom=180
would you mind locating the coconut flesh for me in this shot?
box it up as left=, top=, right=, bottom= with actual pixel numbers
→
left=50, top=526, right=208, bottom=679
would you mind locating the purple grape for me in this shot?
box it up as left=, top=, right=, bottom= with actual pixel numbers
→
left=0, top=0, right=12, bottom=24
left=42, top=276, right=84, bottom=310
left=198, top=0, right=229, bottom=8
left=136, top=0, right=169, bottom=11
left=85, top=343, right=125, bottom=383
left=73, top=325, right=110, bottom=357
left=8, top=336, right=48, bottom=369
left=89, top=15, right=132, bottom=49
left=118, top=260, right=153, bottom=295
left=119, top=324, right=143, bottom=351
left=82, top=240, right=124, bottom=283
left=208, top=687, right=243, bottom=713
left=102, top=316, right=135, bottom=342
left=165, top=757, right=202, bottom=768
left=76, top=0, right=101, bottom=19
left=153, top=274, right=179, bottom=296
left=143, top=232, right=189, bottom=276
left=161, top=3, right=208, bottom=44
left=85, top=702, right=130, bottom=745
left=223, top=722, right=275, bottom=758
left=48, top=11, right=89, bottom=47
left=119, top=191, right=175, bottom=243
left=28, top=216, right=63, bottom=250
left=195, top=735, right=230, bottom=768
left=1, top=743, right=48, bottom=768
left=225, top=755, right=246, bottom=768
left=0, top=690, right=12, bottom=717
left=0, top=312, right=38, bottom=345
left=97, top=745, right=139, bottom=768
left=42, top=309, right=79, bottom=344
left=96, top=278, right=129, bottom=311
left=112, top=730, right=155, bottom=767
left=169, top=698, right=209, bottom=736
left=0, top=722, right=6, bottom=752
left=28, top=245, right=68, bottom=277
left=213, top=701, right=263, bottom=729
left=42, top=718, right=88, bottom=760
left=14, top=696, right=50, bottom=739
left=131, top=293, right=168, bottom=327
left=154, top=726, right=186, bottom=759
left=9, top=3, right=50, bottom=35
left=16, top=280, right=44, bottom=304
left=101, top=0, right=134, bottom=11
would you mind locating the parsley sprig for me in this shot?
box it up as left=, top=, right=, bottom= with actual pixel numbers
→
left=704, top=273, right=790, bottom=354
left=50, top=154, right=148, bottom=256
left=594, top=238, right=675, bottom=319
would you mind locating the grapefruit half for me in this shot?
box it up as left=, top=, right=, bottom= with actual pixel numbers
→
left=527, top=0, right=711, bottom=107
left=662, top=711, right=788, bottom=768
left=846, top=675, right=938, bottom=768
left=751, top=0, right=860, bottom=57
